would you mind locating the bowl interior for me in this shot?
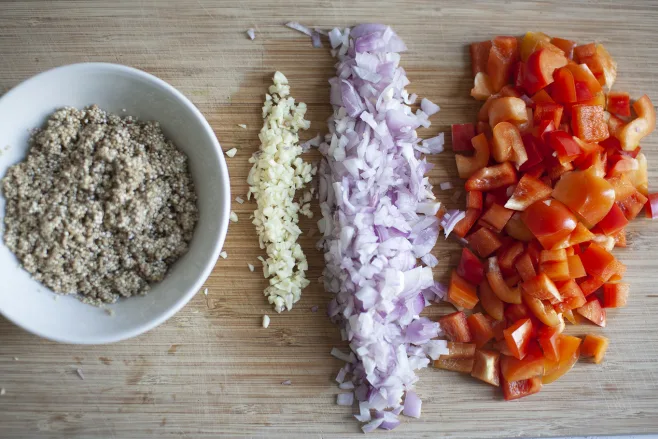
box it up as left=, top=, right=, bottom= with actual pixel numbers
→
left=0, top=63, right=229, bottom=344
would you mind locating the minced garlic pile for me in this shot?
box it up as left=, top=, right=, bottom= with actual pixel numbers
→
left=247, top=72, right=316, bottom=312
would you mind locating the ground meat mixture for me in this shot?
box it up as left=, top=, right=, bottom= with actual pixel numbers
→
left=1, top=105, right=198, bottom=304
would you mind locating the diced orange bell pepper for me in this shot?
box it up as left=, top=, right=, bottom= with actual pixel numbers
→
left=576, top=297, right=606, bottom=327
left=519, top=31, right=553, bottom=61
left=489, top=97, right=529, bottom=128
left=552, top=169, right=616, bottom=228
left=505, top=174, right=553, bottom=211
left=618, top=190, right=648, bottom=221
left=534, top=102, right=564, bottom=128
left=607, top=91, right=631, bottom=117
left=618, top=95, right=656, bottom=151
left=551, top=38, right=576, bottom=60
left=480, top=280, right=505, bottom=321
left=498, top=241, right=525, bottom=274
left=563, top=309, right=577, bottom=324
left=521, top=272, right=562, bottom=302
left=448, top=270, right=479, bottom=310
left=515, top=251, right=537, bottom=282
left=471, top=349, right=501, bottom=386
left=469, top=227, right=503, bottom=258
left=542, top=334, right=581, bottom=384
left=487, top=36, right=519, bottom=93
left=531, top=89, right=555, bottom=105
left=523, top=293, right=561, bottom=326
left=571, top=104, right=609, bottom=143
left=492, top=122, right=528, bottom=167
left=503, top=318, right=534, bottom=360
left=501, top=342, right=545, bottom=382
left=524, top=48, right=568, bottom=95
left=505, top=213, right=535, bottom=242
left=603, top=283, right=629, bottom=308
left=443, top=342, right=476, bottom=359
left=578, top=275, right=605, bottom=297
left=574, top=43, right=617, bottom=88
left=554, top=279, right=586, bottom=313
left=479, top=203, right=515, bottom=233
left=467, top=191, right=484, bottom=210
left=439, top=311, right=473, bottom=343
left=465, top=162, right=518, bottom=192
left=453, top=208, right=480, bottom=238
left=581, top=334, right=609, bottom=364
left=567, top=254, right=587, bottom=279
left=487, top=256, right=522, bottom=304
left=467, top=312, right=495, bottom=348
left=502, top=376, right=543, bottom=401
left=564, top=63, right=603, bottom=97
left=537, top=325, right=561, bottom=361
left=434, top=357, right=475, bottom=373
left=613, top=228, right=627, bottom=248
left=540, top=260, right=571, bottom=282
left=471, top=72, right=495, bottom=101
left=470, top=40, right=493, bottom=76
left=455, top=133, right=491, bottom=179
left=521, top=199, right=578, bottom=250
left=607, top=174, right=636, bottom=201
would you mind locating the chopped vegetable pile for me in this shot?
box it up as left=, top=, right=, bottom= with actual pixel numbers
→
left=316, top=24, right=447, bottom=432
left=436, top=31, right=656, bottom=400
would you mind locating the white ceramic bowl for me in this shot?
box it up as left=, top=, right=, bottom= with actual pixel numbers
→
left=0, top=63, right=230, bottom=344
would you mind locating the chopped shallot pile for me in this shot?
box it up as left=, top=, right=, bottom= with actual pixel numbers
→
left=314, top=24, right=447, bottom=432
left=435, top=32, right=656, bottom=400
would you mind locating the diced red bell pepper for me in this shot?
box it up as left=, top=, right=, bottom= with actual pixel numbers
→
left=471, top=349, right=501, bottom=386
left=470, top=40, right=493, bottom=76
left=564, top=63, right=603, bottom=96
left=434, top=357, right=475, bottom=373
left=498, top=241, right=525, bottom=274
left=533, top=102, right=563, bottom=128
left=580, top=243, right=617, bottom=281
left=546, top=158, right=574, bottom=181
left=597, top=203, right=629, bottom=236
left=467, top=312, right=495, bottom=348
left=518, top=134, right=545, bottom=172
left=646, top=193, right=658, bottom=219
left=618, top=95, right=656, bottom=151
left=607, top=174, right=636, bottom=201
left=469, top=227, right=503, bottom=258
left=439, top=311, right=473, bottom=343
left=501, top=343, right=545, bottom=382
left=521, top=199, right=577, bottom=250
left=467, top=191, right=483, bottom=211
left=546, top=131, right=582, bottom=164
left=571, top=104, right=609, bottom=143
left=487, top=36, right=519, bottom=93
left=448, top=270, right=480, bottom=310
left=531, top=89, right=555, bottom=105
left=619, top=190, right=649, bottom=221
left=451, top=123, right=476, bottom=152
left=457, top=247, right=485, bottom=286
left=479, top=203, right=514, bottom=233
left=465, top=162, right=517, bottom=192
left=581, top=334, right=609, bottom=364
left=538, top=325, right=561, bottom=362
left=505, top=213, right=535, bottom=242
left=453, top=208, right=480, bottom=238
left=484, top=187, right=511, bottom=209
left=542, top=334, right=581, bottom=384
left=519, top=32, right=553, bottom=61
left=540, top=259, right=571, bottom=282
left=504, top=174, right=553, bottom=212
left=576, top=297, right=606, bottom=327
left=524, top=48, right=568, bottom=95
left=566, top=222, right=596, bottom=248
left=603, top=283, right=629, bottom=308
left=505, top=303, right=532, bottom=323
left=480, top=280, right=505, bottom=321
left=567, top=254, right=587, bottom=279
left=513, top=61, right=525, bottom=89
left=489, top=317, right=508, bottom=341
left=613, top=229, right=627, bottom=248
left=503, top=318, right=534, bottom=360
left=578, top=275, right=605, bottom=297
left=574, top=81, right=594, bottom=101
left=607, top=91, right=631, bottom=117
left=487, top=256, right=522, bottom=304
left=456, top=133, right=490, bottom=179
left=521, top=272, right=561, bottom=302
left=505, top=274, right=521, bottom=288
left=551, top=38, right=576, bottom=59
left=502, top=376, right=542, bottom=401
left=477, top=120, right=493, bottom=138
left=551, top=67, right=577, bottom=103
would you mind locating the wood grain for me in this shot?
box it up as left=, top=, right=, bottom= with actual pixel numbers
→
left=1, top=1, right=658, bottom=437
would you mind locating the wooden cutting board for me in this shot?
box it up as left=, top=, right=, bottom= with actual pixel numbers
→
left=1, top=1, right=658, bottom=437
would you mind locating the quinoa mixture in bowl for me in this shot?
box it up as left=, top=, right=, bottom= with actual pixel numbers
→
left=2, top=105, right=199, bottom=305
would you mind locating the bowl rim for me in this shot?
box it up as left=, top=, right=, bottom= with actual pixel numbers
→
left=0, top=62, right=230, bottom=344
